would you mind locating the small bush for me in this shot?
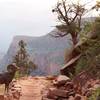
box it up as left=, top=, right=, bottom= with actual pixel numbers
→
left=88, top=88, right=100, bottom=100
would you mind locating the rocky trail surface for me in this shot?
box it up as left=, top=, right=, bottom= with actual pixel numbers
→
left=0, top=74, right=100, bottom=100
left=18, top=76, right=52, bottom=100
left=0, top=76, right=53, bottom=100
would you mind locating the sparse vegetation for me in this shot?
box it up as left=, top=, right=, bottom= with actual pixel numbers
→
left=51, top=0, right=100, bottom=76
left=13, top=40, right=37, bottom=77
left=75, top=17, right=100, bottom=78
left=88, top=88, right=100, bottom=100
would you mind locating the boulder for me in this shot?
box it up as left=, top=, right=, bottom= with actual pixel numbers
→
left=64, top=82, right=74, bottom=90
left=53, top=75, right=70, bottom=86
left=56, top=75, right=70, bottom=82
left=48, top=88, right=70, bottom=98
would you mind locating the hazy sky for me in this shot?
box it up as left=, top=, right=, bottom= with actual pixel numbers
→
left=0, top=0, right=97, bottom=52
left=0, top=0, right=57, bottom=52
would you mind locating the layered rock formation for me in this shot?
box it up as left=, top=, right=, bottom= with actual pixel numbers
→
left=0, top=29, right=72, bottom=75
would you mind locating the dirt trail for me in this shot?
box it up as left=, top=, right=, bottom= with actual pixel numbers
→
left=17, top=77, right=52, bottom=100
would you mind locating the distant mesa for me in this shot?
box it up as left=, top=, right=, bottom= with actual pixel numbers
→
left=0, top=29, right=72, bottom=75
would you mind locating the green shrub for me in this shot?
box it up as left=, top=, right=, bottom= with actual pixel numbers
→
left=88, top=88, right=100, bottom=100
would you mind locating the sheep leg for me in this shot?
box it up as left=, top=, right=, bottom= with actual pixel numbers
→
left=5, top=84, right=9, bottom=93
left=4, top=84, right=7, bottom=94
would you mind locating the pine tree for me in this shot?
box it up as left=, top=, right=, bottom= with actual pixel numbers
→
left=13, top=40, right=37, bottom=76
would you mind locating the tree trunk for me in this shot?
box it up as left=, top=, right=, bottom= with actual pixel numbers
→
left=71, top=33, right=78, bottom=46
left=63, top=33, right=79, bottom=76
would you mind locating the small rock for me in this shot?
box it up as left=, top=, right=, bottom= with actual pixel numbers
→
left=75, top=94, right=82, bottom=100
left=46, top=76, right=56, bottom=80
left=68, top=96, right=74, bottom=100
left=0, top=95, right=4, bottom=100
left=42, top=96, right=55, bottom=100
left=47, top=90, right=58, bottom=99
left=96, top=95, right=100, bottom=100
left=93, top=84, right=100, bottom=90
left=85, top=89, right=93, bottom=97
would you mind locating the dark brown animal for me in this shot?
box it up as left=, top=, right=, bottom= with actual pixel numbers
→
left=0, top=63, right=19, bottom=92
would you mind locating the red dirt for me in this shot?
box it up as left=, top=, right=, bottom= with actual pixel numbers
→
left=17, top=76, right=52, bottom=100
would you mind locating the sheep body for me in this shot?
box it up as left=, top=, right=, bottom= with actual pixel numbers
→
left=0, top=64, right=18, bottom=92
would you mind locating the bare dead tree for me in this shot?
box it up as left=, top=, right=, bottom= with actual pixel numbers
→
left=51, top=0, right=100, bottom=45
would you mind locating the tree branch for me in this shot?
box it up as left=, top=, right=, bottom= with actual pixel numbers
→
left=57, top=3, right=70, bottom=25
left=50, top=32, right=68, bottom=38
